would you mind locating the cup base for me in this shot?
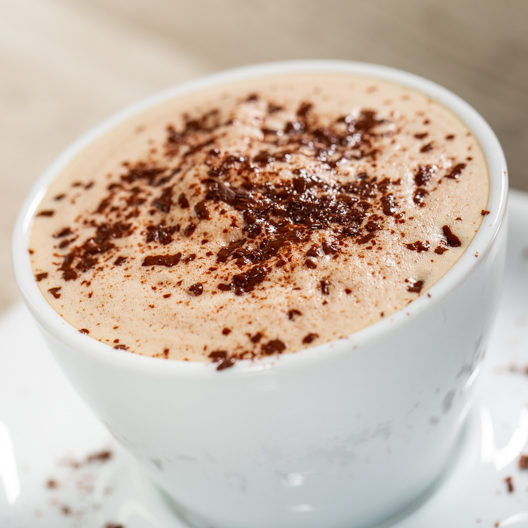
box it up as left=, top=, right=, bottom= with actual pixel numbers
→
left=94, top=417, right=471, bottom=528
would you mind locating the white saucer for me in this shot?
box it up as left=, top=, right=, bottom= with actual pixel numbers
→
left=2, top=189, right=528, bottom=528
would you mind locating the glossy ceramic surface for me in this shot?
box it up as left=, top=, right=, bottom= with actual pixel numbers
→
left=11, top=61, right=508, bottom=528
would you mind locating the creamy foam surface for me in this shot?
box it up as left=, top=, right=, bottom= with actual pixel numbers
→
left=30, top=73, right=489, bottom=367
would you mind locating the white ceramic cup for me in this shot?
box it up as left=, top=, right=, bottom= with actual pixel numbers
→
left=13, top=61, right=508, bottom=528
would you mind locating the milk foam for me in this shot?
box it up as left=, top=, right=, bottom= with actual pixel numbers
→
left=29, top=73, right=489, bottom=365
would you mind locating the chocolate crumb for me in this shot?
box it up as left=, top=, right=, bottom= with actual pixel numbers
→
left=35, top=272, right=48, bottom=282
left=46, top=478, right=58, bottom=489
left=79, top=328, right=89, bottom=334
left=434, top=246, right=448, bottom=255
left=37, top=210, right=55, bottom=217
left=481, top=209, right=490, bottom=216
left=114, top=344, right=128, bottom=350
left=222, top=328, right=231, bottom=335
left=505, top=476, right=514, bottom=493
left=86, top=450, right=112, bottom=463
left=114, top=256, right=127, bottom=266
left=519, top=454, right=528, bottom=469
left=104, top=523, right=124, bottom=528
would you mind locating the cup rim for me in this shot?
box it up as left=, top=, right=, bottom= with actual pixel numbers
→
left=12, top=59, right=508, bottom=376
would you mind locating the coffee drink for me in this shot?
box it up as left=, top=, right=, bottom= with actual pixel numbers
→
left=29, top=73, right=489, bottom=368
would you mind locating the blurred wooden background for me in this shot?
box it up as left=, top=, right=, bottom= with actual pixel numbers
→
left=1, top=0, right=527, bottom=313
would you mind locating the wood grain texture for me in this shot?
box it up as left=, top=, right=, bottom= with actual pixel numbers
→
left=1, top=0, right=526, bottom=311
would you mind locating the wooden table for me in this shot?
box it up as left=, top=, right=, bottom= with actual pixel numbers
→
left=1, top=0, right=527, bottom=313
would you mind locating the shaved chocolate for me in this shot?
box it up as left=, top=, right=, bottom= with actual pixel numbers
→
left=505, top=476, right=514, bottom=493
left=62, top=269, right=78, bottom=281
left=217, top=239, right=246, bottom=262
left=209, top=350, right=236, bottom=371
left=320, top=279, right=331, bottom=295
left=519, top=455, right=528, bottom=469
left=381, top=194, right=397, bottom=216
left=288, top=309, right=302, bottom=320
left=414, top=165, right=437, bottom=186
left=48, top=287, right=61, bottom=298
left=297, top=102, right=313, bottom=118
left=35, top=272, right=48, bottom=282
left=405, top=241, right=430, bottom=253
left=152, top=185, right=173, bottom=213
left=446, top=163, right=466, bottom=180
left=322, top=240, right=339, bottom=255
left=358, top=233, right=376, bottom=245
left=481, top=209, right=490, bottom=216
left=420, top=142, right=434, bottom=153
left=146, top=224, right=178, bottom=245
left=231, top=265, right=268, bottom=294
left=37, top=210, right=55, bottom=217
left=302, top=333, right=319, bottom=344
left=434, top=246, right=448, bottom=255
left=178, top=193, right=190, bottom=208
left=442, top=226, right=462, bottom=247
left=262, top=339, right=286, bottom=355
left=114, top=344, right=128, bottom=350
left=53, top=227, right=74, bottom=238
left=183, top=223, right=196, bottom=237
left=188, top=282, right=204, bottom=296
left=268, top=103, right=283, bottom=114
left=79, top=328, right=90, bottom=334
left=194, top=201, right=210, bottom=220
left=406, top=280, right=424, bottom=293
left=413, top=187, right=428, bottom=206
left=251, top=332, right=263, bottom=343
left=142, top=253, right=182, bottom=267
